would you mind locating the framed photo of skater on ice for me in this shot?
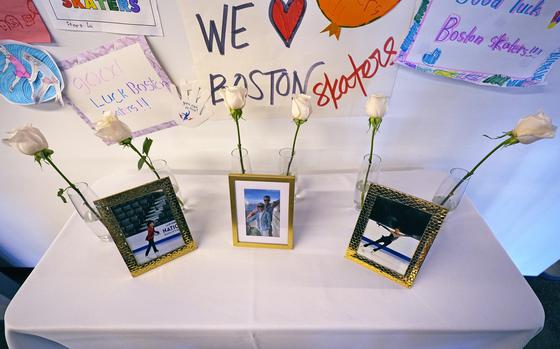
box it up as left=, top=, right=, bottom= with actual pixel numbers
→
left=228, top=174, right=295, bottom=249
left=345, top=184, right=448, bottom=288
left=94, top=177, right=196, bottom=277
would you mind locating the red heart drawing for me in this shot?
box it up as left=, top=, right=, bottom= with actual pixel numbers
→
left=269, top=0, right=307, bottom=48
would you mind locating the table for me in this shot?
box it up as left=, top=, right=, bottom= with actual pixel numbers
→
left=5, top=170, right=544, bottom=349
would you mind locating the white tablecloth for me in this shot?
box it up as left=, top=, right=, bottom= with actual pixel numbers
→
left=5, top=170, right=544, bottom=349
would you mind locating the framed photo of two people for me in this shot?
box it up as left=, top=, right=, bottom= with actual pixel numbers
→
left=346, top=183, right=448, bottom=288
left=228, top=174, right=295, bottom=249
left=94, top=177, right=196, bottom=277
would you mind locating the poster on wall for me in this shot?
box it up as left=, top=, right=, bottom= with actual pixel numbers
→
left=42, top=0, right=163, bottom=36
left=179, top=0, right=416, bottom=118
left=60, top=36, right=203, bottom=145
left=0, top=0, right=52, bottom=43
left=397, top=0, right=560, bottom=87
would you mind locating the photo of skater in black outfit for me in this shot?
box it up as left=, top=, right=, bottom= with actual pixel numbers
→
left=358, top=196, right=432, bottom=275
left=363, top=217, right=407, bottom=252
left=347, top=184, right=449, bottom=287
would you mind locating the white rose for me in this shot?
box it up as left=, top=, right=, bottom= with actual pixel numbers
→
left=94, top=111, right=132, bottom=143
left=365, top=94, right=388, bottom=118
left=291, top=94, right=312, bottom=121
left=512, top=112, right=557, bottom=144
left=220, top=86, right=247, bottom=110
left=2, top=124, right=49, bottom=155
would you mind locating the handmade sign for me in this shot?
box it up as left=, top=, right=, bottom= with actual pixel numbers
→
left=42, top=0, right=162, bottom=36
left=177, top=79, right=215, bottom=122
left=0, top=0, right=51, bottom=43
left=180, top=0, right=416, bottom=118
left=60, top=36, right=202, bottom=144
left=0, top=40, right=63, bottom=105
left=397, top=0, right=560, bottom=87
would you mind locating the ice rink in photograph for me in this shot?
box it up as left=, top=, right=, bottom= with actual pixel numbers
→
left=357, top=222, right=420, bottom=275
left=126, top=220, right=185, bottom=265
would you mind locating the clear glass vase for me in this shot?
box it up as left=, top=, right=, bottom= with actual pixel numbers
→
left=66, top=182, right=112, bottom=242
left=432, top=168, right=470, bottom=211
left=278, top=147, right=296, bottom=176
left=353, top=154, right=382, bottom=210
left=231, top=147, right=252, bottom=174
left=152, top=159, right=185, bottom=208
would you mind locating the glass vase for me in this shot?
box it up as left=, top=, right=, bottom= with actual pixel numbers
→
left=66, top=182, right=112, bottom=242
left=152, top=159, right=185, bottom=208
left=432, top=168, right=470, bottom=211
left=278, top=147, right=296, bottom=176
left=353, top=154, right=382, bottom=210
left=230, top=147, right=252, bottom=174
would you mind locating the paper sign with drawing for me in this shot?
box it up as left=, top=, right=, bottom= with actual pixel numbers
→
left=180, top=0, right=416, bottom=118
left=43, top=0, right=163, bottom=36
left=61, top=36, right=205, bottom=144
left=397, top=0, right=560, bottom=87
left=0, top=0, right=51, bottom=43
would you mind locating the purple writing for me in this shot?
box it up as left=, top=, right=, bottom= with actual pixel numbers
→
left=489, top=34, right=543, bottom=57
left=435, top=15, right=484, bottom=45
left=126, top=77, right=169, bottom=95
left=72, top=59, right=123, bottom=95
left=88, top=77, right=168, bottom=117
left=455, top=0, right=504, bottom=9
left=509, top=0, right=544, bottom=17
left=91, top=94, right=151, bottom=117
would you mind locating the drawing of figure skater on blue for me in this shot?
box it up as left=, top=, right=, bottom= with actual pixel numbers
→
left=0, top=40, right=64, bottom=105
left=358, top=196, right=432, bottom=276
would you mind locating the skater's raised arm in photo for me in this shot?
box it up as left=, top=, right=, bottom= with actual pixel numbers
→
left=391, top=227, right=406, bottom=238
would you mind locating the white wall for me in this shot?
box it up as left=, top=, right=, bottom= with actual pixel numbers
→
left=0, top=0, right=558, bottom=275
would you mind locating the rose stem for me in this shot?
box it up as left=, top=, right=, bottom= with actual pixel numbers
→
left=440, top=137, right=514, bottom=206
left=234, top=114, right=245, bottom=174
left=128, top=142, right=161, bottom=179
left=44, top=156, right=101, bottom=221
left=286, top=121, right=302, bottom=176
left=360, top=121, right=379, bottom=207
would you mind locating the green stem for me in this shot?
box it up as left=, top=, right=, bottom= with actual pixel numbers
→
left=44, top=156, right=101, bottom=221
left=440, top=138, right=513, bottom=206
left=286, top=122, right=302, bottom=176
left=360, top=127, right=377, bottom=207
left=128, top=142, right=160, bottom=179
left=234, top=116, right=245, bottom=174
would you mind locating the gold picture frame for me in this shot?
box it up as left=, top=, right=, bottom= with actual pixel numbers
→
left=94, top=177, right=196, bottom=277
left=345, top=183, right=448, bottom=288
left=228, top=174, right=295, bottom=249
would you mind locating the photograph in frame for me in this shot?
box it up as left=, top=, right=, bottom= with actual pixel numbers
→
left=228, top=174, right=295, bottom=249
left=346, top=184, right=448, bottom=288
left=95, top=177, right=196, bottom=276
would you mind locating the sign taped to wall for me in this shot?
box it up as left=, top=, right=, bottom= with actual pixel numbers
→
left=180, top=0, right=416, bottom=118
left=397, top=0, right=560, bottom=87
left=60, top=36, right=203, bottom=145
left=43, top=0, right=162, bottom=36
left=0, top=0, right=51, bottom=43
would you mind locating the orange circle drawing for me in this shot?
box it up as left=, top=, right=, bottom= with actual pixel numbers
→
left=317, top=0, right=401, bottom=39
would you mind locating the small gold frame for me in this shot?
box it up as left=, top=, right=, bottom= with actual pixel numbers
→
left=345, top=183, right=448, bottom=288
left=228, top=174, right=295, bottom=249
left=94, top=177, right=196, bottom=277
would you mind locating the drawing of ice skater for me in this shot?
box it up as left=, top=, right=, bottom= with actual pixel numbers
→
left=0, top=45, right=37, bottom=93
left=22, top=53, right=63, bottom=105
